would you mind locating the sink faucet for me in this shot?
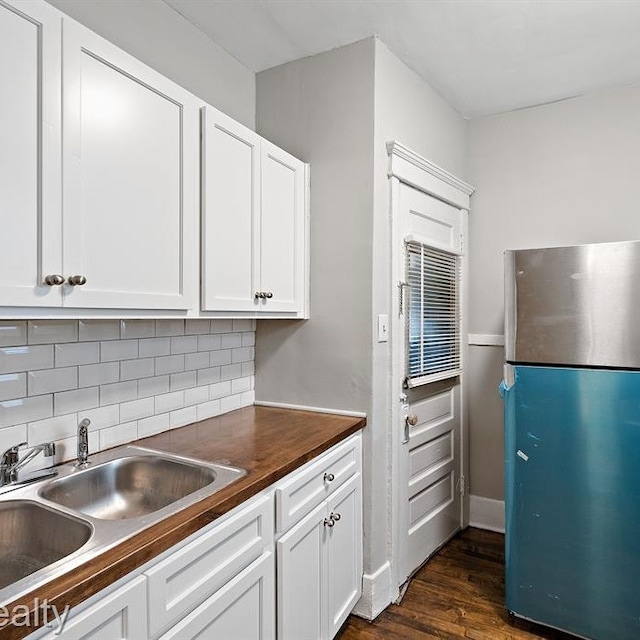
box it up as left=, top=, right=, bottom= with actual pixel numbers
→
left=0, top=442, right=57, bottom=488
left=76, top=418, right=91, bottom=467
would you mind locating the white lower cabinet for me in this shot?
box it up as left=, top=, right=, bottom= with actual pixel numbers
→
left=277, top=473, right=362, bottom=640
left=159, top=551, right=275, bottom=640
left=39, top=576, right=147, bottom=640
left=26, top=433, right=362, bottom=640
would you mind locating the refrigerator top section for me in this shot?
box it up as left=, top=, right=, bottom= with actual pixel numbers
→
left=505, top=240, right=640, bottom=369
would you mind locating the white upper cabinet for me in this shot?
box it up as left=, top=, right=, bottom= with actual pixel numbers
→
left=201, top=106, right=308, bottom=318
left=0, top=0, right=62, bottom=307
left=61, top=19, right=198, bottom=310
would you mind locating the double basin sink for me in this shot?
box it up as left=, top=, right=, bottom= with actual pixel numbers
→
left=0, top=446, right=245, bottom=604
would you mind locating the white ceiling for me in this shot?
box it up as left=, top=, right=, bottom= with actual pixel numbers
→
left=163, top=0, right=640, bottom=119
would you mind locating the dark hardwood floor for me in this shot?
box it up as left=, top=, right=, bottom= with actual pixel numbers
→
left=338, top=528, right=576, bottom=640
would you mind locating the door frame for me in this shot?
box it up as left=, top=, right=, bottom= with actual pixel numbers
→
left=387, top=141, right=474, bottom=595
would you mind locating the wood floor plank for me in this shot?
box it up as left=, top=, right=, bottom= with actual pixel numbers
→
left=337, top=528, right=576, bottom=640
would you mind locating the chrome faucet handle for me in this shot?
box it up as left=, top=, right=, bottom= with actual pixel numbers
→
left=1, top=442, right=27, bottom=466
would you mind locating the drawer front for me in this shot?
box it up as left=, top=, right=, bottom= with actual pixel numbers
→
left=159, top=551, right=275, bottom=640
left=145, top=493, right=273, bottom=638
left=276, top=433, right=361, bottom=533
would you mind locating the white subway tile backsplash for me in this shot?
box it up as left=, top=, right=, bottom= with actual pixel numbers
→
left=197, top=334, right=221, bottom=351
left=54, top=387, right=99, bottom=416
left=156, top=319, right=184, bottom=337
left=155, top=390, right=184, bottom=414
left=55, top=342, right=100, bottom=367
left=80, top=405, right=120, bottom=430
left=170, top=371, right=197, bottom=391
left=184, top=351, right=210, bottom=371
left=231, top=376, right=253, bottom=395
left=210, top=350, right=232, bottom=367
left=79, top=320, right=120, bottom=342
left=232, top=347, right=253, bottom=363
left=138, top=375, right=170, bottom=399
left=241, top=390, right=255, bottom=406
left=79, top=362, right=119, bottom=388
left=241, top=332, right=256, bottom=347
left=220, top=363, right=242, bottom=382
left=220, top=393, right=243, bottom=414
left=28, top=320, right=78, bottom=345
left=0, top=373, right=26, bottom=402
left=100, top=421, right=137, bottom=450
left=170, top=406, right=196, bottom=428
left=209, top=381, right=232, bottom=400
left=197, top=366, right=220, bottom=386
left=211, top=320, right=233, bottom=334
left=170, top=335, right=198, bottom=354
left=138, top=413, right=170, bottom=438
left=156, top=354, right=184, bottom=375
left=139, top=337, right=171, bottom=358
left=0, top=345, right=54, bottom=374
left=120, top=358, right=155, bottom=382
left=0, top=423, right=27, bottom=455
left=196, top=399, right=221, bottom=421
left=100, top=381, right=137, bottom=406
left=0, top=320, right=254, bottom=455
left=184, top=386, right=209, bottom=407
left=120, top=397, right=154, bottom=423
left=0, top=322, right=27, bottom=347
left=0, top=395, right=52, bottom=427
left=101, top=339, right=138, bottom=362
left=28, top=367, right=77, bottom=396
left=120, top=319, right=156, bottom=340
left=220, top=333, right=242, bottom=349
left=28, top=414, right=77, bottom=445
left=185, top=319, right=211, bottom=335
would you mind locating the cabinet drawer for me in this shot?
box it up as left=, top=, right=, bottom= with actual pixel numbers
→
left=276, top=433, right=361, bottom=533
left=145, top=493, right=273, bottom=638
left=159, top=551, right=275, bottom=640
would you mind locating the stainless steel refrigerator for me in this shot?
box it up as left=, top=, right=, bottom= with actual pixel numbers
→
left=501, top=240, right=640, bottom=640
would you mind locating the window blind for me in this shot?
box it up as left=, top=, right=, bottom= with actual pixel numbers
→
left=405, top=240, right=461, bottom=387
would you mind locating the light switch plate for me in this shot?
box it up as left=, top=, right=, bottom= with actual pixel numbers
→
left=377, top=314, right=389, bottom=342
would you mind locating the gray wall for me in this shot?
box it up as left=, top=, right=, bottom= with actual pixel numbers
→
left=46, top=0, right=255, bottom=128
left=468, top=84, right=640, bottom=500
left=256, top=37, right=469, bottom=610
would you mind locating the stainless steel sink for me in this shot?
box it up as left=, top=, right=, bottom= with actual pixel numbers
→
left=0, top=445, right=245, bottom=607
left=39, top=451, right=245, bottom=520
left=0, top=501, right=92, bottom=590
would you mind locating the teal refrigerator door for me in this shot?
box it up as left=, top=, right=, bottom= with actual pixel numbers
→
left=502, top=366, right=640, bottom=640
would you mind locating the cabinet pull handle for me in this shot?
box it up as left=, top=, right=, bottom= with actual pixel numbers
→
left=329, top=512, right=341, bottom=522
left=68, top=275, right=87, bottom=286
left=323, top=472, right=335, bottom=483
left=323, top=517, right=335, bottom=527
left=44, top=274, right=65, bottom=286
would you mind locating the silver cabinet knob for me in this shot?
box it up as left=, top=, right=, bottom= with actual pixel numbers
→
left=44, top=274, right=65, bottom=286
left=329, top=512, right=341, bottom=522
left=265, top=291, right=273, bottom=299
left=323, top=472, right=335, bottom=483
left=68, top=275, right=87, bottom=286
left=323, top=517, right=335, bottom=528
left=255, top=291, right=265, bottom=299
left=407, top=414, right=419, bottom=426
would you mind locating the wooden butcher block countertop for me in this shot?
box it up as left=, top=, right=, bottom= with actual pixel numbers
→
left=1, top=405, right=365, bottom=639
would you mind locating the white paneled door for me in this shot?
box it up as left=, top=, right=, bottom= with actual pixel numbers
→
left=392, top=182, right=466, bottom=586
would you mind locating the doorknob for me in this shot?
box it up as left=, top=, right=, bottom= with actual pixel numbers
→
left=403, top=414, right=418, bottom=444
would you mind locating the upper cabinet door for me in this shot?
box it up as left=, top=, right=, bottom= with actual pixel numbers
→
left=201, top=106, right=261, bottom=313
left=259, top=142, right=306, bottom=314
left=61, top=19, right=197, bottom=310
left=0, top=0, right=62, bottom=306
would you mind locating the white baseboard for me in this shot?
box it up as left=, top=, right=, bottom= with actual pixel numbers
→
left=351, top=561, right=392, bottom=620
left=469, top=495, right=505, bottom=533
